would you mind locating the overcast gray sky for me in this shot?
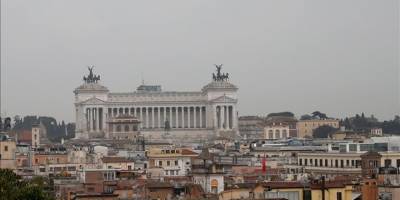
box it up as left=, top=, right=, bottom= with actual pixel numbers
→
left=1, top=0, right=399, bottom=122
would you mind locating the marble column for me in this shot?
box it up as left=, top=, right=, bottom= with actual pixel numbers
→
left=181, top=107, right=185, bottom=128
left=169, top=107, right=173, bottom=128
left=151, top=107, right=155, bottom=128
left=139, top=107, right=143, bottom=129
left=92, top=108, right=95, bottom=131
left=220, top=106, right=224, bottom=129
left=199, top=107, right=203, bottom=128
left=194, top=107, right=197, bottom=128
left=188, top=107, right=191, bottom=128
left=232, top=106, right=237, bottom=129
left=89, top=108, right=92, bottom=131
left=146, top=107, right=149, bottom=129
left=214, top=106, right=218, bottom=129
left=226, top=106, right=230, bottom=130
left=158, top=107, right=161, bottom=128
left=163, top=107, right=167, bottom=128
left=175, top=107, right=179, bottom=128
left=86, top=108, right=90, bottom=132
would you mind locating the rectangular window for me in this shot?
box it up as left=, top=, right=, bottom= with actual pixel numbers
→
left=337, top=192, right=342, bottom=200
left=299, top=159, right=303, bottom=166
left=397, top=159, right=400, bottom=168
left=159, top=161, right=162, bottom=166
left=175, top=160, right=178, bottom=166
left=349, top=144, right=357, bottom=152
left=346, top=160, right=349, bottom=167
left=67, top=166, right=76, bottom=171
left=385, top=159, right=392, bottom=167
left=4, top=146, right=8, bottom=151
left=339, top=145, right=347, bottom=153
left=167, top=161, right=170, bottom=166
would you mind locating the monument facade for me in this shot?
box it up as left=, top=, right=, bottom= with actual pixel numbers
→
left=74, top=65, right=239, bottom=140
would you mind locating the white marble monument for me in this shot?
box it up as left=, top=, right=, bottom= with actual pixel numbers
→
left=74, top=65, right=239, bottom=140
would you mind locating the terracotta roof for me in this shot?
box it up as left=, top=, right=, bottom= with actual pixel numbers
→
left=146, top=182, right=173, bottom=188
left=102, top=157, right=132, bottom=163
left=164, top=176, right=191, bottom=182
left=263, top=181, right=305, bottom=189
left=17, top=130, right=32, bottom=142
left=181, top=149, right=198, bottom=156
left=310, top=181, right=346, bottom=189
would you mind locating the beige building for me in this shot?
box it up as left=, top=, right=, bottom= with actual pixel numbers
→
left=101, top=157, right=135, bottom=170
left=32, top=126, right=40, bottom=148
left=264, top=122, right=290, bottom=139
left=106, top=115, right=140, bottom=140
left=292, top=151, right=400, bottom=177
left=219, top=182, right=353, bottom=200
left=297, top=119, right=339, bottom=138
left=0, top=135, right=17, bottom=169
left=147, top=147, right=198, bottom=177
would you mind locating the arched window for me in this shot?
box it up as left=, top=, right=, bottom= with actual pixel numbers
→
left=268, top=130, right=273, bottom=139
left=211, top=179, right=218, bottom=194
left=275, top=130, right=280, bottom=139
left=282, top=130, right=287, bottom=138
left=124, top=125, right=130, bottom=132
left=116, top=125, right=121, bottom=132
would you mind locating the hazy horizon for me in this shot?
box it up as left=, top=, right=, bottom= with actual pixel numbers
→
left=1, top=0, right=399, bottom=123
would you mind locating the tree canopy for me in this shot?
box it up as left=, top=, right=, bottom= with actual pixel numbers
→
left=313, top=125, right=338, bottom=138
left=311, top=111, right=328, bottom=119
left=0, top=169, right=53, bottom=200
left=267, top=112, right=295, bottom=118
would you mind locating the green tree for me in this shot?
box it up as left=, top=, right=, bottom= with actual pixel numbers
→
left=300, top=114, right=313, bottom=120
left=0, top=169, right=21, bottom=200
left=0, top=169, right=53, bottom=200
left=267, top=112, right=295, bottom=118
left=313, top=125, right=338, bottom=138
left=311, top=111, right=328, bottom=119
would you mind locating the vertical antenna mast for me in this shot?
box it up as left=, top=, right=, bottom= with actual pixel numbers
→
left=0, top=0, right=2, bottom=118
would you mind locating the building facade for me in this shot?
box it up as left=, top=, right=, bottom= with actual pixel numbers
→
left=74, top=66, right=239, bottom=140
left=297, top=119, right=340, bottom=138
left=0, top=135, right=16, bottom=169
left=264, top=122, right=290, bottom=140
left=147, top=147, right=198, bottom=177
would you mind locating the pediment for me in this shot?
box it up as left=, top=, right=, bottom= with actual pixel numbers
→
left=81, top=97, right=107, bottom=105
left=210, top=95, right=237, bottom=103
